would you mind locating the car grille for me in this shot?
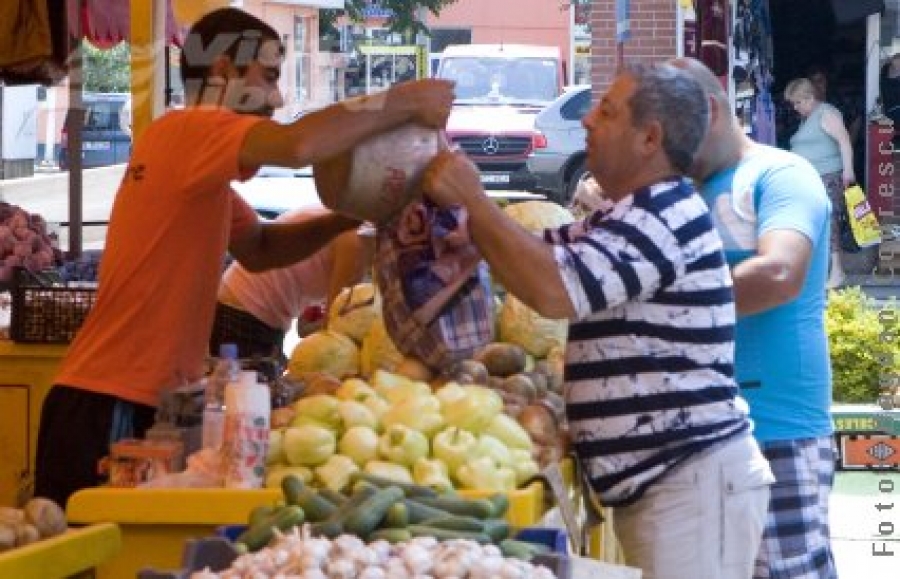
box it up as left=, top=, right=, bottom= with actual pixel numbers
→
left=449, top=134, right=533, bottom=158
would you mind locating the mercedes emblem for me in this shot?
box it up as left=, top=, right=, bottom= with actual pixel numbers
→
left=481, top=136, right=500, bottom=155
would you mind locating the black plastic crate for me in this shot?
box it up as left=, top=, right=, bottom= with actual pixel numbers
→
left=10, top=268, right=97, bottom=343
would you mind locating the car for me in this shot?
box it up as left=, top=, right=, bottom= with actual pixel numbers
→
left=59, top=92, right=132, bottom=170
left=436, top=44, right=564, bottom=191
left=230, top=166, right=321, bottom=219
left=527, top=84, right=592, bottom=204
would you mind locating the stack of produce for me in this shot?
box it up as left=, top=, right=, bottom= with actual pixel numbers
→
left=209, top=474, right=558, bottom=578
left=0, top=498, right=68, bottom=553
left=0, top=202, right=62, bottom=284
left=266, top=370, right=541, bottom=493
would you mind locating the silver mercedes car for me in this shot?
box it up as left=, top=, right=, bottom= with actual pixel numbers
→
left=526, top=85, right=592, bottom=204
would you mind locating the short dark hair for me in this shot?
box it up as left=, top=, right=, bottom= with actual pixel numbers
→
left=625, top=62, right=710, bottom=173
left=179, top=8, right=282, bottom=88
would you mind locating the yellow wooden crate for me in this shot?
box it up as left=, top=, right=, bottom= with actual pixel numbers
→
left=0, top=522, right=121, bottom=579
left=67, top=482, right=545, bottom=579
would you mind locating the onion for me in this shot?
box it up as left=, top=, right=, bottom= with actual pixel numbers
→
left=517, top=404, right=558, bottom=446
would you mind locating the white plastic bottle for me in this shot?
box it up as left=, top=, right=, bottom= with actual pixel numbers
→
left=222, top=370, right=271, bottom=489
left=202, top=343, right=240, bottom=451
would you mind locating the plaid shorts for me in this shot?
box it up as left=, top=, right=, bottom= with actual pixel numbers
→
left=754, top=436, right=838, bottom=579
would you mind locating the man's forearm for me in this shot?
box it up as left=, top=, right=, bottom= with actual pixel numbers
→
left=243, top=214, right=360, bottom=272
left=731, top=256, right=800, bottom=316
left=463, top=197, right=575, bottom=320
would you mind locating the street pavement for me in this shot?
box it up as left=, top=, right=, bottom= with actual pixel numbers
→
left=0, top=164, right=123, bottom=251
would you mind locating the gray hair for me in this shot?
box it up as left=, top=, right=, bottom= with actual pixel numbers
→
left=784, top=77, right=816, bottom=102
left=625, top=62, right=710, bottom=173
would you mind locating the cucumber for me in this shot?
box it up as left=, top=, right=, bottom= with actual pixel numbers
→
left=413, top=495, right=496, bottom=519
left=292, top=487, right=338, bottom=522
left=352, top=472, right=439, bottom=499
left=318, top=488, right=348, bottom=506
left=368, top=527, right=413, bottom=544
left=247, top=504, right=276, bottom=527
left=407, top=524, right=492, bottom=544
left=236, top=505, right=304, bottom=552
left=280, top=474, right=305, bottom=505
left=486, top=493, right=510, bottom=518
left=402, top=498, right=453, bottom=524
left=383, top=501, right=409, bottom=528
left=499, top=538, right=551, bottom=561
left=312, top=483, right=378, bottom=538
left=342, top=485, right=405, bottom=537
left=481, top=518, right=512, bottom=542
left=419, top=515, right=485, bottom=533
left=309, top=519, right=343, bottom=539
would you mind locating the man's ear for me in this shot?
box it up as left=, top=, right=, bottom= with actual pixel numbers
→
left=641, top=120, right=664, bottom=155
left=208, top=54, right=234, bottom=84
left=707, top=94, right=720, bottom=128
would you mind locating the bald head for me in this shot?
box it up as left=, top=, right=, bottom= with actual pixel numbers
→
left=670, top=57, right=728, bottom=102
left=668, top=57, right=747, bottom=181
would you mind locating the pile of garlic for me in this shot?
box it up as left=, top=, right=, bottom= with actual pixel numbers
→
left=191, top=525, right=557, bottom=579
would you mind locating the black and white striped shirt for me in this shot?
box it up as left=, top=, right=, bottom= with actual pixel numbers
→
left=548, top=177, right=750, bottom=506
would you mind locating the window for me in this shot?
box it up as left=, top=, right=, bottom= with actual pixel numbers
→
left=561, top=89, right=592, bottom=121
left=294, top=16, right=310, bottom=106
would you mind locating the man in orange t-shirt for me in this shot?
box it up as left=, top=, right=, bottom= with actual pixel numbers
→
left=34, top=7, right=454, bottom=507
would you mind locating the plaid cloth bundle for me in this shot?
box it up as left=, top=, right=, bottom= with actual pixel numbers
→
left=374, top=198, right=495, bottom=369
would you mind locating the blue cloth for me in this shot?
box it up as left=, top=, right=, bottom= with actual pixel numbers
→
left=699, top=145, right=833, bottom=443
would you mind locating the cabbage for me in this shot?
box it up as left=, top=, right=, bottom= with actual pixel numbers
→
left=498, top=294, right=568, bottom=357
left=328, top=282, right=379, bottom=344
left=288, top=330, right=360, bottom=379
left=359, top=316, right=404, bottom=378
left=503, top=200, right=575, bottom=234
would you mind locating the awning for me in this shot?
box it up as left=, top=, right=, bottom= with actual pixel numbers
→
left=68, top=0, right=184, bottom=48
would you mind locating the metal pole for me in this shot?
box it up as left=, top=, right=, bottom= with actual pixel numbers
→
left=67, top=1, right=85, bottom=260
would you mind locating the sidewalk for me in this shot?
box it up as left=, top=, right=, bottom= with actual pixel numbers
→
left=832, top=471, right=900, bottom=578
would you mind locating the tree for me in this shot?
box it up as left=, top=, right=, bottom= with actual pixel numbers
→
left=82, top=41, right=131, bottom=93
left=320, top=0, right=459, bottom=41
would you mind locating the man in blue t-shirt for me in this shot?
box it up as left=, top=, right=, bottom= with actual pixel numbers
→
left=674, top=57, right=837, bottom=579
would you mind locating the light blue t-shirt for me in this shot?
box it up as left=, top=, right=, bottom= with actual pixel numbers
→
left=699, top=144, right=833, bottom=442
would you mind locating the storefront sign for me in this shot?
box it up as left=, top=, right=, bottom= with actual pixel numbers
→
left=867, top=121, right=895, bottom=220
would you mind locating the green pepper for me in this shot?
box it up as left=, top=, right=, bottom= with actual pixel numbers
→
left=314, top=454, right=359, bottom=492
left=377, top=424, right=430, bottom=466
left=412, top=458, right=454, bottom=493
left=432, top=426, right=479, bottom=475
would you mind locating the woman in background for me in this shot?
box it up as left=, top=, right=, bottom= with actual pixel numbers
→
left=784, top=77, right=855, bottom=288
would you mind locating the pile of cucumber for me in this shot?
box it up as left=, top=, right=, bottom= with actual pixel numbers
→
left=235, top=472, right=550, bottom=562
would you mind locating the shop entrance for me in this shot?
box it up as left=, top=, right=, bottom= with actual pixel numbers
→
left=768, top=0, right=868, bottom=167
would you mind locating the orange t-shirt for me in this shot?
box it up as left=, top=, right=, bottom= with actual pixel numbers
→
left=55, top=108, right=263, bottom=407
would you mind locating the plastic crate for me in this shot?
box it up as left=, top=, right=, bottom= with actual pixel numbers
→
left=0, top=523, right=121, bottom=579
left=66, top=482, right=547, bottom=579
left=10, top=271, right=97, bottom=343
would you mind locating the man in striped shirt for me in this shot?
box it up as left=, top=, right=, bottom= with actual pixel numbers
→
left=422, top=62, right=774, bottom=579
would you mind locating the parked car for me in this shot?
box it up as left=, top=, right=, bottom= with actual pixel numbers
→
left=527, top=84, right=592, bottom=204
left=436, top=44, right=563, bottom=191
left=59, top=92, right=132, bottom=170
left=230, top=166, right=321, bottom=219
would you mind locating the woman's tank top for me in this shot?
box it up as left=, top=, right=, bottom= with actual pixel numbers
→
left=789, top=102, right=842, bottom=175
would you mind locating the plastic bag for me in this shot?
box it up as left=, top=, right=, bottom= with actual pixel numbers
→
left=844, top=184, right=882, bottom=249
left=313, top=123, right=442, bottom=224
left=374, top=198, right=495, bottom=370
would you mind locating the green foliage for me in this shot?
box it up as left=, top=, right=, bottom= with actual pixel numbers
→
left=321, top=0, right=458, bottom=40
left=825, top=287, right=900, bottom=403
left=82, top=41, right=131, bottom=93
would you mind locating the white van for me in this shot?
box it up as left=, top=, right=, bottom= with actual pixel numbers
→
left=436, top=44, right=563, bottom=191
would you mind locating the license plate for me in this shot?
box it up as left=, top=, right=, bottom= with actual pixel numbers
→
left=480, top=173, right=511, bottom=184
left=83, top=141, right=111, bottom=151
